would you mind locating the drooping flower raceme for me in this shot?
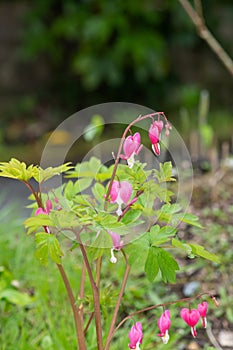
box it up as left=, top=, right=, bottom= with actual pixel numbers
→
left=128, top=322, right=143, bottom=350
left=108, top=231, right=123, bottom=263
left=198, top=302, right=208, bottom=328
left=157, top=310, right=171, bottom=344
left=180, top=308, right=200, bottom=338
left=109, top=180, right=133, bottom=216
left=120, top=132, right=142, bottom=168
left=148, top=120, right=163, bottom=156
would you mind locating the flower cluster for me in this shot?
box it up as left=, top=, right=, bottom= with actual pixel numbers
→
left=180, top=301, right=208, bottom=338
left=129, top=301, right=210, bottom=348
left=119, top=116, right=171, bottom=166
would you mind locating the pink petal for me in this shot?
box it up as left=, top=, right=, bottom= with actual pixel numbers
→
left=133, top=132, right=141, bottom=144
left=109, top=181, right=119, bottom=202
left=119, top=181, right=132, bottom=204
left=35, top=208, right=46, bottom=216
left=46, top=199, right=53, bottom=213
left=198, top=302, right=208, bottom=317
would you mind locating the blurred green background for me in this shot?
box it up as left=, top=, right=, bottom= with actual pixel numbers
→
left=0, top=0, right=232, bottom=163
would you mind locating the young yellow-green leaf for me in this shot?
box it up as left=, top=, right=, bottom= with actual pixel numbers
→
left=24, top=214, right=53, bottom=234
left=34, top=163, right=73, bottom=183
left=92, top=183, right=106, bottom=204
left=153, top=162, right=176, bottom=183
left=189, top=243, right=220, bottom=263
left=172, top=238, right=193, bottom=256
left=0, top=158, right=38, bottom=181
left=66, top=157, right=101, bottom=179
left=35, top=232, right=63, bottom=266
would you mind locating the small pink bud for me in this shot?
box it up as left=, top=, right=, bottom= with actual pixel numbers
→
left=128, top=322, right=143, bottom=349
left=180, top=308, right=200, bottom=338
left=212, top=296, right=219, bottom=307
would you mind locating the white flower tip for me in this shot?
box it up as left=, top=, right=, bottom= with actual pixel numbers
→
left=110, top=256, right=117, bottom=264
left=127, top=154, right=135, bottom=168
left=162, top=330, right=169, bottom=344
left=116, top=207, right=123, bottom=216
left=110, top=249, right=117, bottom=263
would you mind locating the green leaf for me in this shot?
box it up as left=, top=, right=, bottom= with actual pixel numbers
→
left=24, top=214, right=53, bottom=234
left=92, top=183, right=106, bottom=203
left=34, top=163, right=73, bottom=183
left=64, top=178, right=92, bottom=200
left=145, top=247, right=179, bottom=283
left=121, top=210, right=142, bottom=226
left=88, top=230, right=112, bottom=261
left=172, top=238, right=193, bottom=256
left=126, top=237, right=149, bottom=268
left=145, top=247, right=159, bottom=282
left=179, top=213, right=203, bottom=228
left=153, top=162, right=176, bottom=183
left=0, top=289, right=33, bottom=306
left=189, top=243, right=220, bottom=263
left=35, top=233, right=63, bottom=265
left=66, top=157, right=102, bottom=179
left=156, top=248, right=179, bottom=283
left=150, top=225, right=176, bottom=245
left=50, top=210, right=80, bottom=229
left=0, top=158, right=38, bottom=181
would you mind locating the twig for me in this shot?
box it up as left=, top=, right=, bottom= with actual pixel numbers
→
left=178, top=0, right=233, bottom=76
left=206, top=324, right=223, bottom=350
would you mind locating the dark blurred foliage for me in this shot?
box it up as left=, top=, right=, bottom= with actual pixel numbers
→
left=20, top=0, right=233, bottom=114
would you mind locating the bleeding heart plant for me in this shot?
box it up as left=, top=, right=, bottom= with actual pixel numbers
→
left=0, top=112, right=220, bottom=349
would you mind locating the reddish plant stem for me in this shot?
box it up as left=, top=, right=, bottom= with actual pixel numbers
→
left=76, top=231, right=104, bottom=350
left=114, top=291, right=217, bottom=335
left=23, top=181, right=86, bottom=349
left=83, top=257, right=103, bottom=335
left=84, top=312, right=95, bottom=335
left=22, top=180, right=43, bottom=208
left=104, top=112, right=165, bottom=210
left=79, top=262, right=86, bottom=321
left=104, top=250, right=131, bottom=350
left=57, top=264, right=87, bottom=350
